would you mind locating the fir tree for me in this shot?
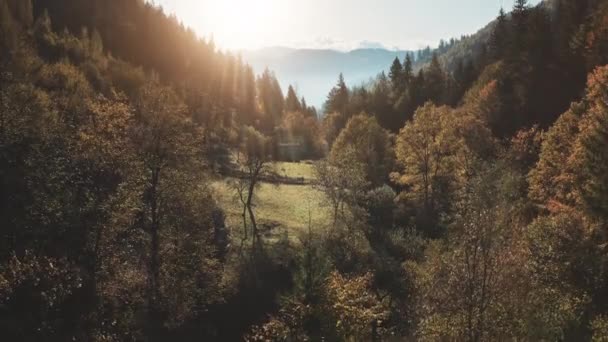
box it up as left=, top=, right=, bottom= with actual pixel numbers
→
left=425, top=52, right=446, bottom=104
left=511, top=0, right=530, bottom=59
left=489, top=7, right=508, bottom=60
left=389, top=57, right=405, bottom=94
left=325, top=73, right=349, bottom=115
left=285, top=85, right=301, bottom=112
left=403, top=53, right=414, bottom=89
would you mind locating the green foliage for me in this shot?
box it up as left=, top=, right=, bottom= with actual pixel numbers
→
left=330, top=113, right=394, bottom=186
left=278, top=110, right=324, bottom=160
left=389, top=56, right=405, bottom=94
left=525, top=212, right=593, bottom=340
left=325, top=73, right=349, bottom=116
left=394, top=103, right=460, bottom=235
left=315, top=147, right=370, bottom=229
left=408, top=164, right=529, bottom=340
left=4, top=1, right=608, bottom=340
left=593, top=315, right=608, bottom=342
left=324, top=271, right=390, bottom=340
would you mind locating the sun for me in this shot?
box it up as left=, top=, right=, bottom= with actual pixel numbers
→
left=200, top=0, right=286, bottom=50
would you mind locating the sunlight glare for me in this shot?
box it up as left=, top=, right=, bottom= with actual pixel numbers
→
left=202, top=0, right=286, bottom=50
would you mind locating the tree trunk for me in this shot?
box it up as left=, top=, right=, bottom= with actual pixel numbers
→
left=246, top=164, right=260, bottom=240
left=247, top=203, right=258, bottom=238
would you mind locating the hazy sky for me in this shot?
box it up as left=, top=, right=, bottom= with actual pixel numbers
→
left=151, top=0, right=543, bottom=51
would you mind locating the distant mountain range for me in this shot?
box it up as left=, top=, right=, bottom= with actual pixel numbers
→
left=241, top=47, right=413, bottom=111
left=241, top=1, right=557, bottom=112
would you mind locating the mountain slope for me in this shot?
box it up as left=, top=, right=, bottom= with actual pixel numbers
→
left=242, top=47, right=414, bottom=109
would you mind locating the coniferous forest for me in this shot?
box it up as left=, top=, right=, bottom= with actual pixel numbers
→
left=3, top=0, right=608, bottom=340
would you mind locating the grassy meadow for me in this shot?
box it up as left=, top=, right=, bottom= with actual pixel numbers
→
left=212, top=161, right=332, bottom=241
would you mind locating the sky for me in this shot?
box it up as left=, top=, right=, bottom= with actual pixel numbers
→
left=150, top=0, right=543, bottom=51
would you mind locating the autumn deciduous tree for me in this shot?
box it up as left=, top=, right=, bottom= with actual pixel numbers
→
left=279, top=110, right=323, bottom=160
left=231, top=126, right=272, bottom=242
left=132, top=83, right=223, bottom=337
left=315, top=147, right=369, bottom=229
left=394, top=103, right=459, bottom=234
left=407, top=164, right=531, bottom=341
left=530, top=65, right=608, bottom=218
left=324, top=271, right=390, bottom=340
left=330, top=113, right=394, bottom=186
left=527, top=65, right=608, bottom=339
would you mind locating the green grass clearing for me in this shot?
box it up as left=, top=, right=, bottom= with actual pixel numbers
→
left=212, top=176, right=331, bottom=242
left=270, top=161, right=317, bottom=181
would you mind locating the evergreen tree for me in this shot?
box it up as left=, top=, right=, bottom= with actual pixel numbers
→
left=403, top=53, right=414, bottom=89
left=409, top=69, right=425, bottom=111
left=285, top=85, right=301, bottom=112
left=371, top=72, right=394, bottom=130
left=300, top=96, right=317, bottom=118
left=257, top=68, right=284, bottom=131
left=324, top=73, right=349, bottom=116
left=425, top=52, right=446, bottom=104
left=513, top=0, right=530, bottom=13
left=389, top=56, right=405, bottom=94
left=239, top=64, right=258, bottom=124
left=489, top=7, right=508, bottom=60
left=511, top=0, right=530, bottom=60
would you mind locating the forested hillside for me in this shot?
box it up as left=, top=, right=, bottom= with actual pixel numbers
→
left=2, top=0, right=608, bottom=341
left=241, top=42, right=459, bottom=110
left=323, top=0, right=608, bottom=137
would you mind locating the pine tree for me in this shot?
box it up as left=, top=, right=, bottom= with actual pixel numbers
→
left=389, top=57, right=405, bottom=94
left=233, top=64, right=258, bottom=125
left=257, top=68, right=284, bottom=130
left=371, top=72, right=394, bottom=130
left=409, top=69, right=425, bottom=110
left=425, top=52, right=446, bottom=104
left=285, top=85, right=301, bottom=112
left=403, top=53, right=414, bottom=89
left=513, top=0, right=530, bottom=13
left=325, top=73, right=349, bottom=116
left=511, top=0, right=530, bottom=59
left=489, top=7, right=508, bottom=60
left=301, top=97, right=316, bottom=118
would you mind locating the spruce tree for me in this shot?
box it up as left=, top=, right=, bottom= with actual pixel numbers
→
left=325, top=73, right=349, bottom=115
left=285, top=85, right=301, bottom=112
left=513, top=0, right=530, bottom=13
left=389, top=57, right=405, bottom=94
left=403, top=53, right=414, bottom=89
left=511, top=0, right=530, bottom=58
left=426, top=52, right=445, bottom=104
left=489, top=7, right=508, bottom=60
